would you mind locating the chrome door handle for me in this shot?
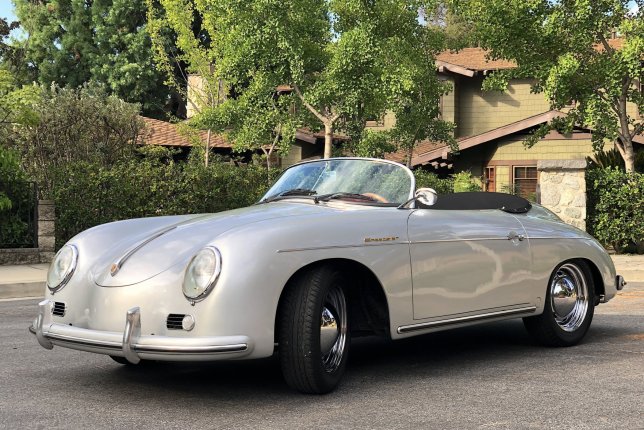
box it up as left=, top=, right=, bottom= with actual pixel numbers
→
left=507, top=231, right=525, bottom=241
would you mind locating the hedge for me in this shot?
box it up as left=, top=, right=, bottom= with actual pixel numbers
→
left=52, top=158, right=279, bottom=247
left=586, top=167, right=644, bottom=254
left=0, top=148, right=36, bottom=248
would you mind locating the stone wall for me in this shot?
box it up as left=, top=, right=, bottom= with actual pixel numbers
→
left=538, top=159, right=587, bottom=230
left=0, top=200, right=56, bottom=265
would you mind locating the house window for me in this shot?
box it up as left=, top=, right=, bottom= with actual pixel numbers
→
left=365, top=115, right=385, bottom=127
left=484, top=167, right=495, bottom=192
left=513, top=166, right=538, bottom=199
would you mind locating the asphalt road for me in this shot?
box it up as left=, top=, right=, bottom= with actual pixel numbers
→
left=1, top=285, right=642, bottom=430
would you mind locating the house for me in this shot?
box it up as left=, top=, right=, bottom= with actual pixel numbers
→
left=383, top=44, right=643, bottom=200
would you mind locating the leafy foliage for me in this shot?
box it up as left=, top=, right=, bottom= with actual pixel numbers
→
left=586, top=147, right=644, bottom=172
left=413, top=169, right=454, bottom=195
left=7, top=83, right=144, bottom=197
left=13, top=0, right=171, bottom=117
left=0, top=147, right=35, bottom=248
left=450, top=0, right=644, bottom=171
left=452, top=171, right=482, bottom=192
left=586, top=167, right=644, bottom=254
left=51, top=154, right=279, bottom=247
left=148, top=0, right=455, bottom=160
left=0, top=69, right=39, bottom=135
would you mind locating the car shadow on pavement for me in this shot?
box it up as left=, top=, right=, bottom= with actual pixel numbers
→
left=96, top=314, right=640, bottom=398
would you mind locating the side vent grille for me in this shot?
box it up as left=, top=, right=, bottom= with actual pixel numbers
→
left=52, top=302, right=66, bottom=317
left=166, top=314, right=186, bottom=330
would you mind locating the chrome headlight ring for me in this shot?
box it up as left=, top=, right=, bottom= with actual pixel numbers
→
left=47, top=244, right=79, bottom=294
left=182, top=246, right=222, bottom=302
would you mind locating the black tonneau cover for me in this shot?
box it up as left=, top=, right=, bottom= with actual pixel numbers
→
left=419, top=192, right=532, bottom=214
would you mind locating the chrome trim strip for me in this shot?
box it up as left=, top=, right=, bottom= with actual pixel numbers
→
left=49, top=333, right=122, bottom=349
left=277, top=242, right=409, bottom=253
left=111, top=225, right=178, bottom=276
left=526, top=237, right=594, bottom=240
left=135, top=344, right=248, bottom=354
left=34, top=330, right=249, bottom=355
left=410, top=237, right=515, bottom=244
left=397, top=305, right=537, bottom=334
left=278, top=236, right=532, bottom=252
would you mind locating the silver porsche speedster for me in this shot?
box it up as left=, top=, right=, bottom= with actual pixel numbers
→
left=31, top=157, right=625, bottom=393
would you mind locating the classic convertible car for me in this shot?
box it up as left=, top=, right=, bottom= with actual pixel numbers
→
left=32, top=157, right=625, bottom=393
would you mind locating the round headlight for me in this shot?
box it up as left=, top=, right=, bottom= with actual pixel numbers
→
left=182, top=247, right=222, bottom=301
left=47, top=244, right=78, bottom=293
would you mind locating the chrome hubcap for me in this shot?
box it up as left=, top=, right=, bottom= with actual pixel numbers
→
left=320, top=286, right=347, bottom=373
left=550, top=263, right=589, bottom=332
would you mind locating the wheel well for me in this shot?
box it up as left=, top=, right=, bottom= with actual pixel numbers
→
left=578, top=258, right=606, bottom=302
left=275, top=259, right=390, bottom=343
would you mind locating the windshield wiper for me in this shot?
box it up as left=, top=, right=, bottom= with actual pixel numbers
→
left=260, top=188, right=317, bottom=203
left=316, top=192, right=379, bottom=203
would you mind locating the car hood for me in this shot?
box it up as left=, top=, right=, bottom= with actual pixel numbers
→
left=90, top=202, right=336, bottom=287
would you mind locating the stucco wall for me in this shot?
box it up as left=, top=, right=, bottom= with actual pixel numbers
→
left=456, top=78, right=551, bottom=138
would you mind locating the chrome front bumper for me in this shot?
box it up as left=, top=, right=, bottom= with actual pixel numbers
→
left=30, top=300, right=251, bottom=362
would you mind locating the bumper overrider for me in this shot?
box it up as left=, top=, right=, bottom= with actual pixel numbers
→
left=30, top=300, right=252, bottom=362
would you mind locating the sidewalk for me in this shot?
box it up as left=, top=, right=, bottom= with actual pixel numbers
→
left=0, top=263, right=49, bottom=299
left=0, top=255, right=642, bottom=300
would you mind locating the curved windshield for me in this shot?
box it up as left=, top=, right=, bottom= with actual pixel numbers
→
left=262, top=158, right=414, bottom=205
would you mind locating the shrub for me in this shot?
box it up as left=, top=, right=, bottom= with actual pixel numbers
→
left=0, top=147, right=35, bottom=247
left=9, top=83, right=144, bottom=197
left=452, top=171, right=482, bottom=193
left=413, top=169, right=454, bottom=195
left=586, top=167, right=644, bottom=254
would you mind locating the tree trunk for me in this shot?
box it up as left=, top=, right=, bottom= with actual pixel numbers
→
left=205, top=129, right=211, bottom=167
left=324, top=122, right=333, bottom=159
left=622, top=137, right=635, bottom=173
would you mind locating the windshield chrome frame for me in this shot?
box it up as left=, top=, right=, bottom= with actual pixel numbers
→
left=260, top=157, right=416, bottom=204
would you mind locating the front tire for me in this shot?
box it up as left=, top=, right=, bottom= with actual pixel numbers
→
left=523, top=260, right=595, bottom=346
left=278, top=266, right=350, bottom=394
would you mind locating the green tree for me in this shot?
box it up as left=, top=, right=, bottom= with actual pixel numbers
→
left=149, top=0, right=454, bottom=160
left=450, top=0, right=644, bottom=172
left=13, top=0, right=171, bottom=117
left=384, top=20, right=456, bottom=166
left=0, top=69, right=39, bottom=140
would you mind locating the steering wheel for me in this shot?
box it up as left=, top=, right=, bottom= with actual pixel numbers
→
left=362, top=193, right=389, bottom=203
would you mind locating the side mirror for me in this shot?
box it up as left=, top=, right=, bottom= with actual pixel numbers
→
left=415, top=188, right=438, bottom=207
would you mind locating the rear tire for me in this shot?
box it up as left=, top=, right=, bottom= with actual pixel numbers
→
left=278, top=266, right=350, bottom=394
left=523, top=260, right=595, bottom=346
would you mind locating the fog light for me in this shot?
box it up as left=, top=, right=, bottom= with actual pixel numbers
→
left=182, top=315, right=195, bottom=331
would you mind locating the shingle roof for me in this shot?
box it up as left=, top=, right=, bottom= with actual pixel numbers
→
left=437, top=48, right=516, bottom=72
left=437, top=38, right=627, bottom=73
left=385, top=140, right=449, bottom=164
left=140, top=117, right=231, bottom=148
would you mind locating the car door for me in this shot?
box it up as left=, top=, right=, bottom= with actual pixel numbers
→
left=408, top=208, right=534, bottom=321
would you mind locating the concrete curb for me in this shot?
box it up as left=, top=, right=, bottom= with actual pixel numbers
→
left=0, top=282, right=45, bottom=300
